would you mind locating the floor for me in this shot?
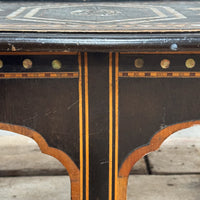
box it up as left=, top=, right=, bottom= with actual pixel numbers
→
left=0, top=125, right=200, bottom=200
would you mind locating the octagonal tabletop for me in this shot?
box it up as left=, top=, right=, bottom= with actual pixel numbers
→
left=0, top=1, right=200, bottom=33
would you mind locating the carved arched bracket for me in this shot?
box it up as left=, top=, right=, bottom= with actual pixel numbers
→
left=0, top=122, right=80, bottom=200
left=118, top=120, right=200, bottom=200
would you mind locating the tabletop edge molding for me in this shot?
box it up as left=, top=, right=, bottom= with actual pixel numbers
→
left=0, top=33, right=200, bottom=52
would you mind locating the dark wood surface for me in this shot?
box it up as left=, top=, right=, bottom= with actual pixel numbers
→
left=0, top=52, right=200, bottom=200
left=0, top=1, right=200, bottom=200
left=1, top=33, right=200, bottom=53
left=0, top=1, right=200, bottom=32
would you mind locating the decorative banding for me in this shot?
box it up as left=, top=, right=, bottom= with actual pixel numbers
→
left=0, top=72, right=78, bottom=79
left=0, top=52, right=78, bottom=55
left=78, top=52, right=83, bottom=200
left=119, top=71, right=200, bottom=78
left=120, top=52, right=200, bottom=55
left=84, top=52, right=89, bottom=200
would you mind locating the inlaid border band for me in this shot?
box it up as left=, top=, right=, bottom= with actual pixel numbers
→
left=0, top=72, right=78, bottom=79
left=115, top=53, right=119, bottom=200
left=84, top=52, right=89, bottom=200
left=0, top=52, right=78, bottom=55
left=119, top=71, right=200, bottom=78
left=120, top=52, right=200, bottom=55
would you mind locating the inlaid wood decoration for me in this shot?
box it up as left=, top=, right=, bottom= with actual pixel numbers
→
left=0, top=2, right=200, bottom=32
left=0, top=1, right=200, bottom=200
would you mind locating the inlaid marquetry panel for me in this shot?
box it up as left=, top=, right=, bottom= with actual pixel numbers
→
left=0, top=2, right=200, bottom=32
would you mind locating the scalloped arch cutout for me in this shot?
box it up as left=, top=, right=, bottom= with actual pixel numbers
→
left=0, top=122, right=80, bottom=200
left=117, top=120, right=200, bottom=200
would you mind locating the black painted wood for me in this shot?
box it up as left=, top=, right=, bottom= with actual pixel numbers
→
left=0, top=77, right=80, bottom=166
left=0, top=1, right=200, bottom=200
left=119, top=77, right=200, bottom=168
left=0, top=55, right=78, bottom=72
left=0, top=52, right=199, bottom=200
left=0, top=33, right=200, bottom=53
left=119, top=54, right=200, bottom=72
left=4, top=0, right=112, bottom=1
left=88, top=53, right=109, bottom=200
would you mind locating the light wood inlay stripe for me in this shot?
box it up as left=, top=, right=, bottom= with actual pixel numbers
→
left=115, top=53, right=119, bottom=200
left=119, top=71, right=200, bottom=78
left=84, top=52, right=89, bottom=200
left=120, top=52, right=200, bottom=55
left=0, top=72, right=78, bottom=79
left=0, top=52, right=78, bottom=55
left=109, top=52, right=113, bottom=200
